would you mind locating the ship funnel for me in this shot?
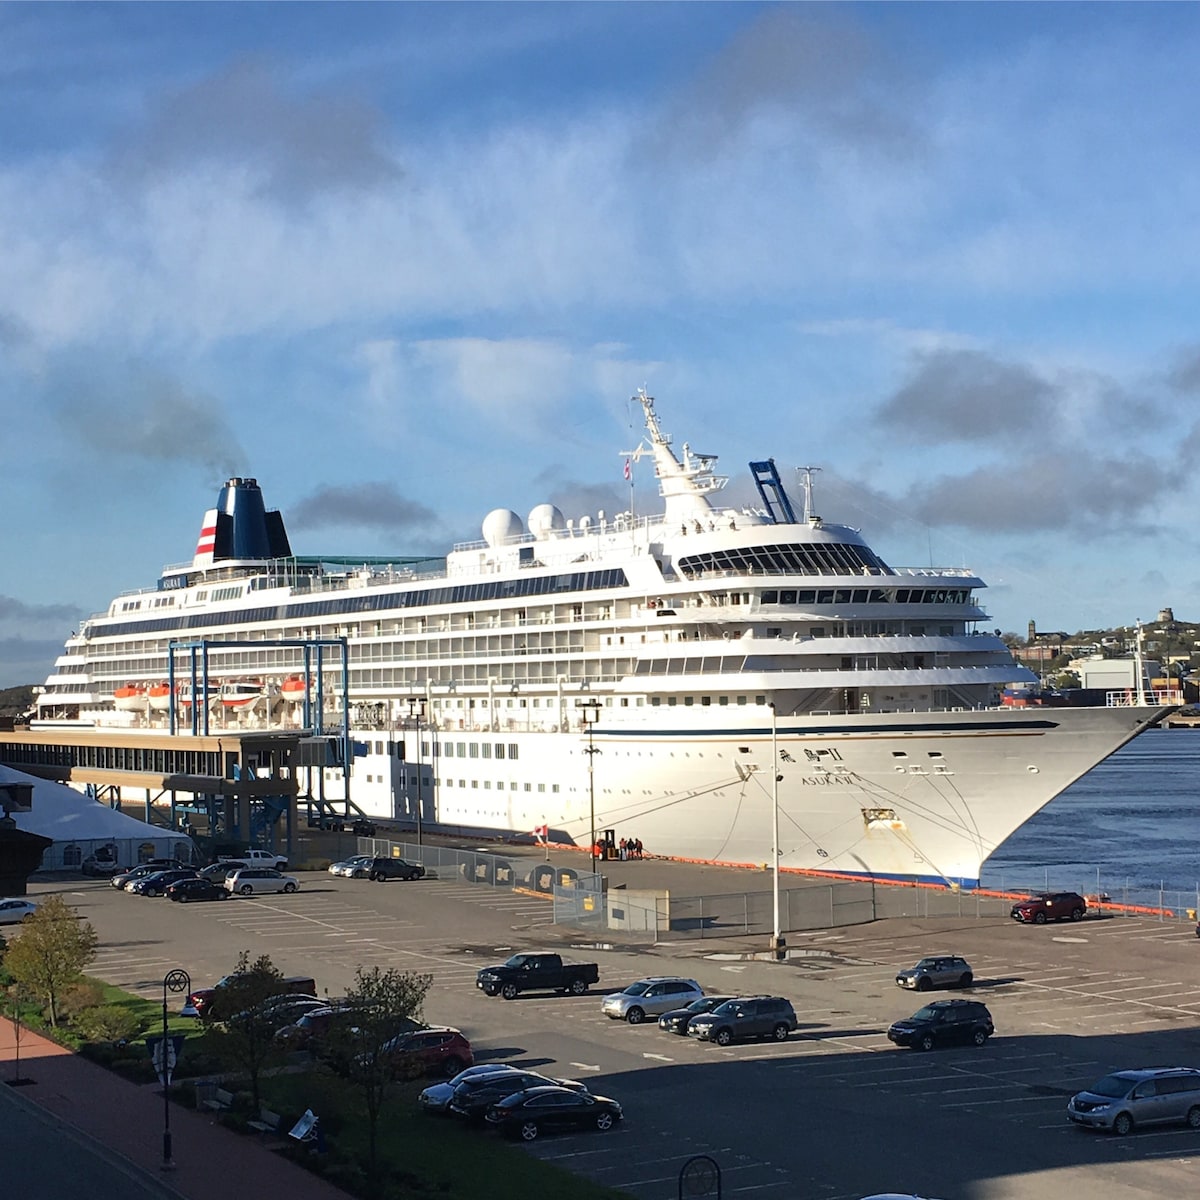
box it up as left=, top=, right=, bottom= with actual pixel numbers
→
left=193, top=477, right=292, bottom=568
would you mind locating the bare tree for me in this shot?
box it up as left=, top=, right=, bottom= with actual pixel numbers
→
left=326, top=965, right=432, bottom=1177
left=208, top=951, right=287, bottom=1111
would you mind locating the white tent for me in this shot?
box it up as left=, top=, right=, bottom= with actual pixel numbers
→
left=0, top=763, right=195, bottom=873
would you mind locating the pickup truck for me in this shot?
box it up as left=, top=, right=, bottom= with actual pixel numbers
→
left=476, top=953, right=600, bottom=1000
left=217, top=848, right=288, bottom=871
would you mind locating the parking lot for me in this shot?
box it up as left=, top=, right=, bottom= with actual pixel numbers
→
left=28, top=866, right=1200, bottom=1200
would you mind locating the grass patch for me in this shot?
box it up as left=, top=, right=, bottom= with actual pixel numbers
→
left=260, top=1071, right=632, bottom=1200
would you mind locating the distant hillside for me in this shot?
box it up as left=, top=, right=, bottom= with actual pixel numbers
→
left=0, top=685, right=35, bottom=718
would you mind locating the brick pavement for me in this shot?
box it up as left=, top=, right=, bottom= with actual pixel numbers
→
left=0, top=1020, right=348, bottom=1200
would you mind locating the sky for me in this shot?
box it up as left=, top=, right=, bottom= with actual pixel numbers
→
left=4, top=1, right=1200, bottom=688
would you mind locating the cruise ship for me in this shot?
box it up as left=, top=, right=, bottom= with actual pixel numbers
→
left=33, top=391, right=1170, bottom=886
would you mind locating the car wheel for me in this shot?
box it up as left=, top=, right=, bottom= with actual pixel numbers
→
left=442, top=1057, right=464, bottom=1079
left=1186, top=1106, right=1200, bottom=1129
left=1033, top=911, right=1047, bottom=924
left=972, top=1029, right=988, bottom=1047
left=216, top=890, right=228, bottom=900
left=483, top=984, right=499, bottom=997
left=715, top=1028, right=733, bottom=1047
left=1112, top=1112, right=1133, bottom=1136
left=959, top=973, right=973, bottom=988
left=1070, top=907, right=1084, bottom=921
left=595, top=1111, right=615, bottom=1131
left=626, top=1006, right=645, bottom=1025
left=519, top=1120, right=540, bottom=1142
left=501, top=983, right=519, bottom=1001
left=239, top=883, right=253, bottom=895
left=918, top=1034, right=935, bottom=1052
left=916, top=976, right=932, bottom=992
left=173, top=894, right=184, bottom=903
left=772, top=1023, right=789, bottom=1042
left=570, top=978, right=588, bottom=996
left=283, top=882, right=297, bottom=894
left=353, top=868, right=367, bottom=879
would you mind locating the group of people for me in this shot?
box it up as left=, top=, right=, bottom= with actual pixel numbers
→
left=618, top=836, right=644, bottom=860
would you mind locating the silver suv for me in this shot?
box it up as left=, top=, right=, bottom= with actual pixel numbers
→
left=895, top=955, right=974, bottom=991
left=1067, top=1067, right=1200, bottom=1135
left=601, top=977, right=703, bottom=1024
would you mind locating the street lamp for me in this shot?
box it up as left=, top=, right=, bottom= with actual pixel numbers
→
left=406, top=696, right=427, bottom=846
left=769, top=702, right=784, bottom=960
left=577, top=699, right=601, bottom=872
left=159, top=967, right=190, bottom=1169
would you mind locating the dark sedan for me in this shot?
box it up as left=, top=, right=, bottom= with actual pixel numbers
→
left=448, top=1070, right=588, bottom=1122
left=166, top=877, right=229, bottom=902
left=486, top=1085, right=622, bottom=1141
left=127, top=868, right=198, bottom=896
left=658, top=994, right=740, bottom=1035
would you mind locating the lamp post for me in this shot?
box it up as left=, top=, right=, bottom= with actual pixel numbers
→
left=406, top=696, right=427, bottom=846
left=160, top=968, right=190, bottom=1169
left=769, top=702, right=784, bottom=959
left=577, top=700, right=601, bottom=872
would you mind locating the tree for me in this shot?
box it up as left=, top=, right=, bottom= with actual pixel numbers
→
left=326, top=965, right=432, bottom=1177
left=4, top=895, right=98, bottom=1027
left=208, top=950, right=288, bottom=1111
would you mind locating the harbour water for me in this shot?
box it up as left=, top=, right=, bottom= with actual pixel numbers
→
left=980, top=727, right=1200, bottom=906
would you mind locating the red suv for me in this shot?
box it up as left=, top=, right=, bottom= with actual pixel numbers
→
left=1010, top=891, right=1087, bottom=924
left=382, top=1027, right=473, bottom=1079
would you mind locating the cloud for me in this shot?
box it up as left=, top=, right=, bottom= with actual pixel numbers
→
left=530, top=467, right=625, bottom=524
left=290, top=482, right=436, bottom=533
left=1167, top=346, right=1200, bottom=393
left=0, top=636, right=70, bottom=688
left=113, top=57, right=401, bottom=199
left=901, top=451, right=1179, bottom=534
left=49, top=356, right=245, bottom=474
left=0, top=596, right=81, bottom=625
left=876, top=349, right=1056, bottom=445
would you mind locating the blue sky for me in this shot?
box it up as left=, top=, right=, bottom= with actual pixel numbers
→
left=4, top=2, right=1200, bottom=687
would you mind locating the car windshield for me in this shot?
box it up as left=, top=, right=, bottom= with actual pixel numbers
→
left=708, top=1000, right=739, bottom=1016
left=1088, top=1074, right=1135, bottom=1098
left=686, top=998, right=717, bottom=1012
left=911, top=1006, right=940, bottom=1021
left=502, top=955, right=532, bottom=968
left=622, top=981, right=651, bottom=996
left=915, top=959, right=937, bottom=969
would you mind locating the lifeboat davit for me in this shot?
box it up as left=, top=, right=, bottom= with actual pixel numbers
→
left=280, top=674, right=310, bottom=704
left=113, top=683, right=148, bottom=711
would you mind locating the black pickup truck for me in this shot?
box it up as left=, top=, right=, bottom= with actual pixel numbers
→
left=476, top=953, right=600, bottom=1000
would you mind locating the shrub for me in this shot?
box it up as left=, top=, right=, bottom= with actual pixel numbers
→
left=60, top=980, right=106, bottom=1020
left=74, top=1004, right=143, bottom=1043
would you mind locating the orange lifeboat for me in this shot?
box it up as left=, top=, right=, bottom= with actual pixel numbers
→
left=280, top=674, right=310, bottom=704
left=113, top=682, right=148, bottom=712
left=147, top=682, right=173, bottom=712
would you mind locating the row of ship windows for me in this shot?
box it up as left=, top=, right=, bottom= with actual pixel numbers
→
left=760, top=588, right=972, bottom=605
left=332, top=769, right=558, bottom=794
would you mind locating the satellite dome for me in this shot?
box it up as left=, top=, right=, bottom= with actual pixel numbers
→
left=528, top=503, right=566, bottom=539
left=482, top=509, right=524, bottom=547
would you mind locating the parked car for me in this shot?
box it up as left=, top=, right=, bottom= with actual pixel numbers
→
left=895, top=956, right=974, bottom=991
left=224, top=868, right=299, bottom=896
left=228, top=994, right=328, bottom=1030
left=687, top=996, right=798, bottom=1045
left=887, top=999, right=994, bottom=1051
left=274, top=1003, right=376, bottom=1050
left=197, top=862, right=239, bottom=884
left=216, top=848, right=288, bottom=871
left=329, top=855, right=374, bottom=878
left=658, top=995, right=740, bottom=1035
left=364, top=856, right=424, bottom=882
left=476, top=953, right=599, bottom=999
left=380, top=1026, right=473, bottom=1078
left=185, top=973, right=317, bottom=1020
left=166, top=877, right=229, bottom=903
left=448, top=1070, right=589, bottom=1122
left=127, top=868, right=198, bottom=896
left=419, top=1066, right=521, bottom=1116
left=486, top=1085, right=622, bottom=1141
left=1010, top=891, right=1087, bottom=924
left=0, top=898, right=39, bottom=925
left=1067, top=1067, right=1200, bottom=1135
left=111, top=861, right=186, bottom=889
left=602, top=977, right=704, bottom=1024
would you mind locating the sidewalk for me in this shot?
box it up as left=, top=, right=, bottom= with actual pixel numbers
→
left=0, top=1021, right=348, bottom=1200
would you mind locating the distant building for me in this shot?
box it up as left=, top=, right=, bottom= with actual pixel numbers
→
left=1158, top=606, right=1175, bottom=624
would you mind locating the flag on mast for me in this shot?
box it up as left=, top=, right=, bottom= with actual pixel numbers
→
left=623, top=458, right=631, bottom=481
